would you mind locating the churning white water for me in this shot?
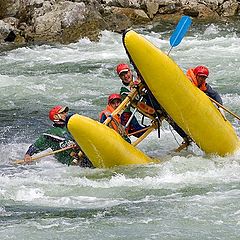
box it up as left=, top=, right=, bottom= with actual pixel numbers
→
left=0, top=20, right=239, bottom=239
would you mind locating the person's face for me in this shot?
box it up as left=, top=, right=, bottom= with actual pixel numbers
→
left=119, top=70, right=133, bottom=85
left=110, top=99, right=121, bottom=110
left=196, top=75, right=207, bottom=86
left=54, top=111, right=68, bottom=123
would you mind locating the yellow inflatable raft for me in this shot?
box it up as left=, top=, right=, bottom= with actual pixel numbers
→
left=123, top=30, right=240, bottom=156
left=67, top=114, right=154, bottom=168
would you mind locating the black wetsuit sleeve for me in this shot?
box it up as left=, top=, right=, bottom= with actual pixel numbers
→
left=205, top=84, right=223, bottom=105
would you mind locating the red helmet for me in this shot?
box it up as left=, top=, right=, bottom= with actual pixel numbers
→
left=193, top=65, right=209, bottom=78
left=116, top=63, right=130, bottom=75
left=108, top=93, right=121, bottom=104
left=49, top=105, right=69, bottom=121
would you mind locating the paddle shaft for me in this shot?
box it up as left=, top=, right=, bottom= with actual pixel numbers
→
left=174, top=142, right=189, bottom=152
left=209, top=97, right=240, bottom=121
left=132, top=123, right=157, bottom=147
left=127, top=125, right=152, bottom=136
left=14, top=145, right=76, bottom=164
left=167, top=46, right=174, bottom=56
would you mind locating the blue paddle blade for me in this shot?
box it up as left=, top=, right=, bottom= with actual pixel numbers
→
left=170, top=16, right=192, bottom=47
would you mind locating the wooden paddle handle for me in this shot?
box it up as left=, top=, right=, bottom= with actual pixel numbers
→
left=209, top=97, right=240, bottom=121
left=14, top=145, right=76, bottom=164
left=132, top=123, right=157, bottom=147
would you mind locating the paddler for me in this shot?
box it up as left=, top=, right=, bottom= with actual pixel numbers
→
left=186, top=65, right=225, bottom=118
left=116, top=63, right=192, bottom=146
left=24, top=105, right=94, bottom=168
left=99, top=93, right=131, bottom=143
left=186, top=65, right=223, bottom=104
left=116, top=63, right=153, bottom=138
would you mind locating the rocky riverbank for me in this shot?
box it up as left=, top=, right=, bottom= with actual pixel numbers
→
left=0, top=0, right=239, bottom=46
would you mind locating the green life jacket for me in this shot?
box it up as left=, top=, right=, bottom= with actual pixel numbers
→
left=32, top=125, right=78, bottom=165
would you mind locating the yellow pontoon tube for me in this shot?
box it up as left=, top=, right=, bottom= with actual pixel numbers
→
left=67, top=114, right=154, bottom=168
left=123, top=30, right=240, bottom=156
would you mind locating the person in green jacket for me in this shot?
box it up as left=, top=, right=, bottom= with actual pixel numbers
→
left=24, top=105, right=93, bottom=168
left=116, top=63, right=149, bottom=137
left=116, top=63, right=192, bottom=147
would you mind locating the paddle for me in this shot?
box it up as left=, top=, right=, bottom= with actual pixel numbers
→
left=14, top=145, right=76, bottom=164
left=167, top=15, right=192, bottom=55
left=209, top=97, right=240, bottom=121
left=127, top=126, right=152, bottom=137
left=124, top=96, right=144, bottom=129
left=132, top=121, right=158, bottom=147
left=174, top=142, right=189, bottom=152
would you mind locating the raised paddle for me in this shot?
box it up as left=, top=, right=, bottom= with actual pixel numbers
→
left=14, top=145, right=76, bottom=164
left=167, top=15, right=192, bottom=55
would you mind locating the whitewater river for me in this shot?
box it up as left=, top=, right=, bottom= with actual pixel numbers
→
left=0, top=19, right=240, bottom=239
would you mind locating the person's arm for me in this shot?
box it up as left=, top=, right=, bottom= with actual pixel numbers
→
left=205, top=84, right=223, bottom=105
left=24, top=144, right=42, bottom=162
left=99, top=113, right=107, bottom=123
left=24, top=135, right=50, bottom=162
